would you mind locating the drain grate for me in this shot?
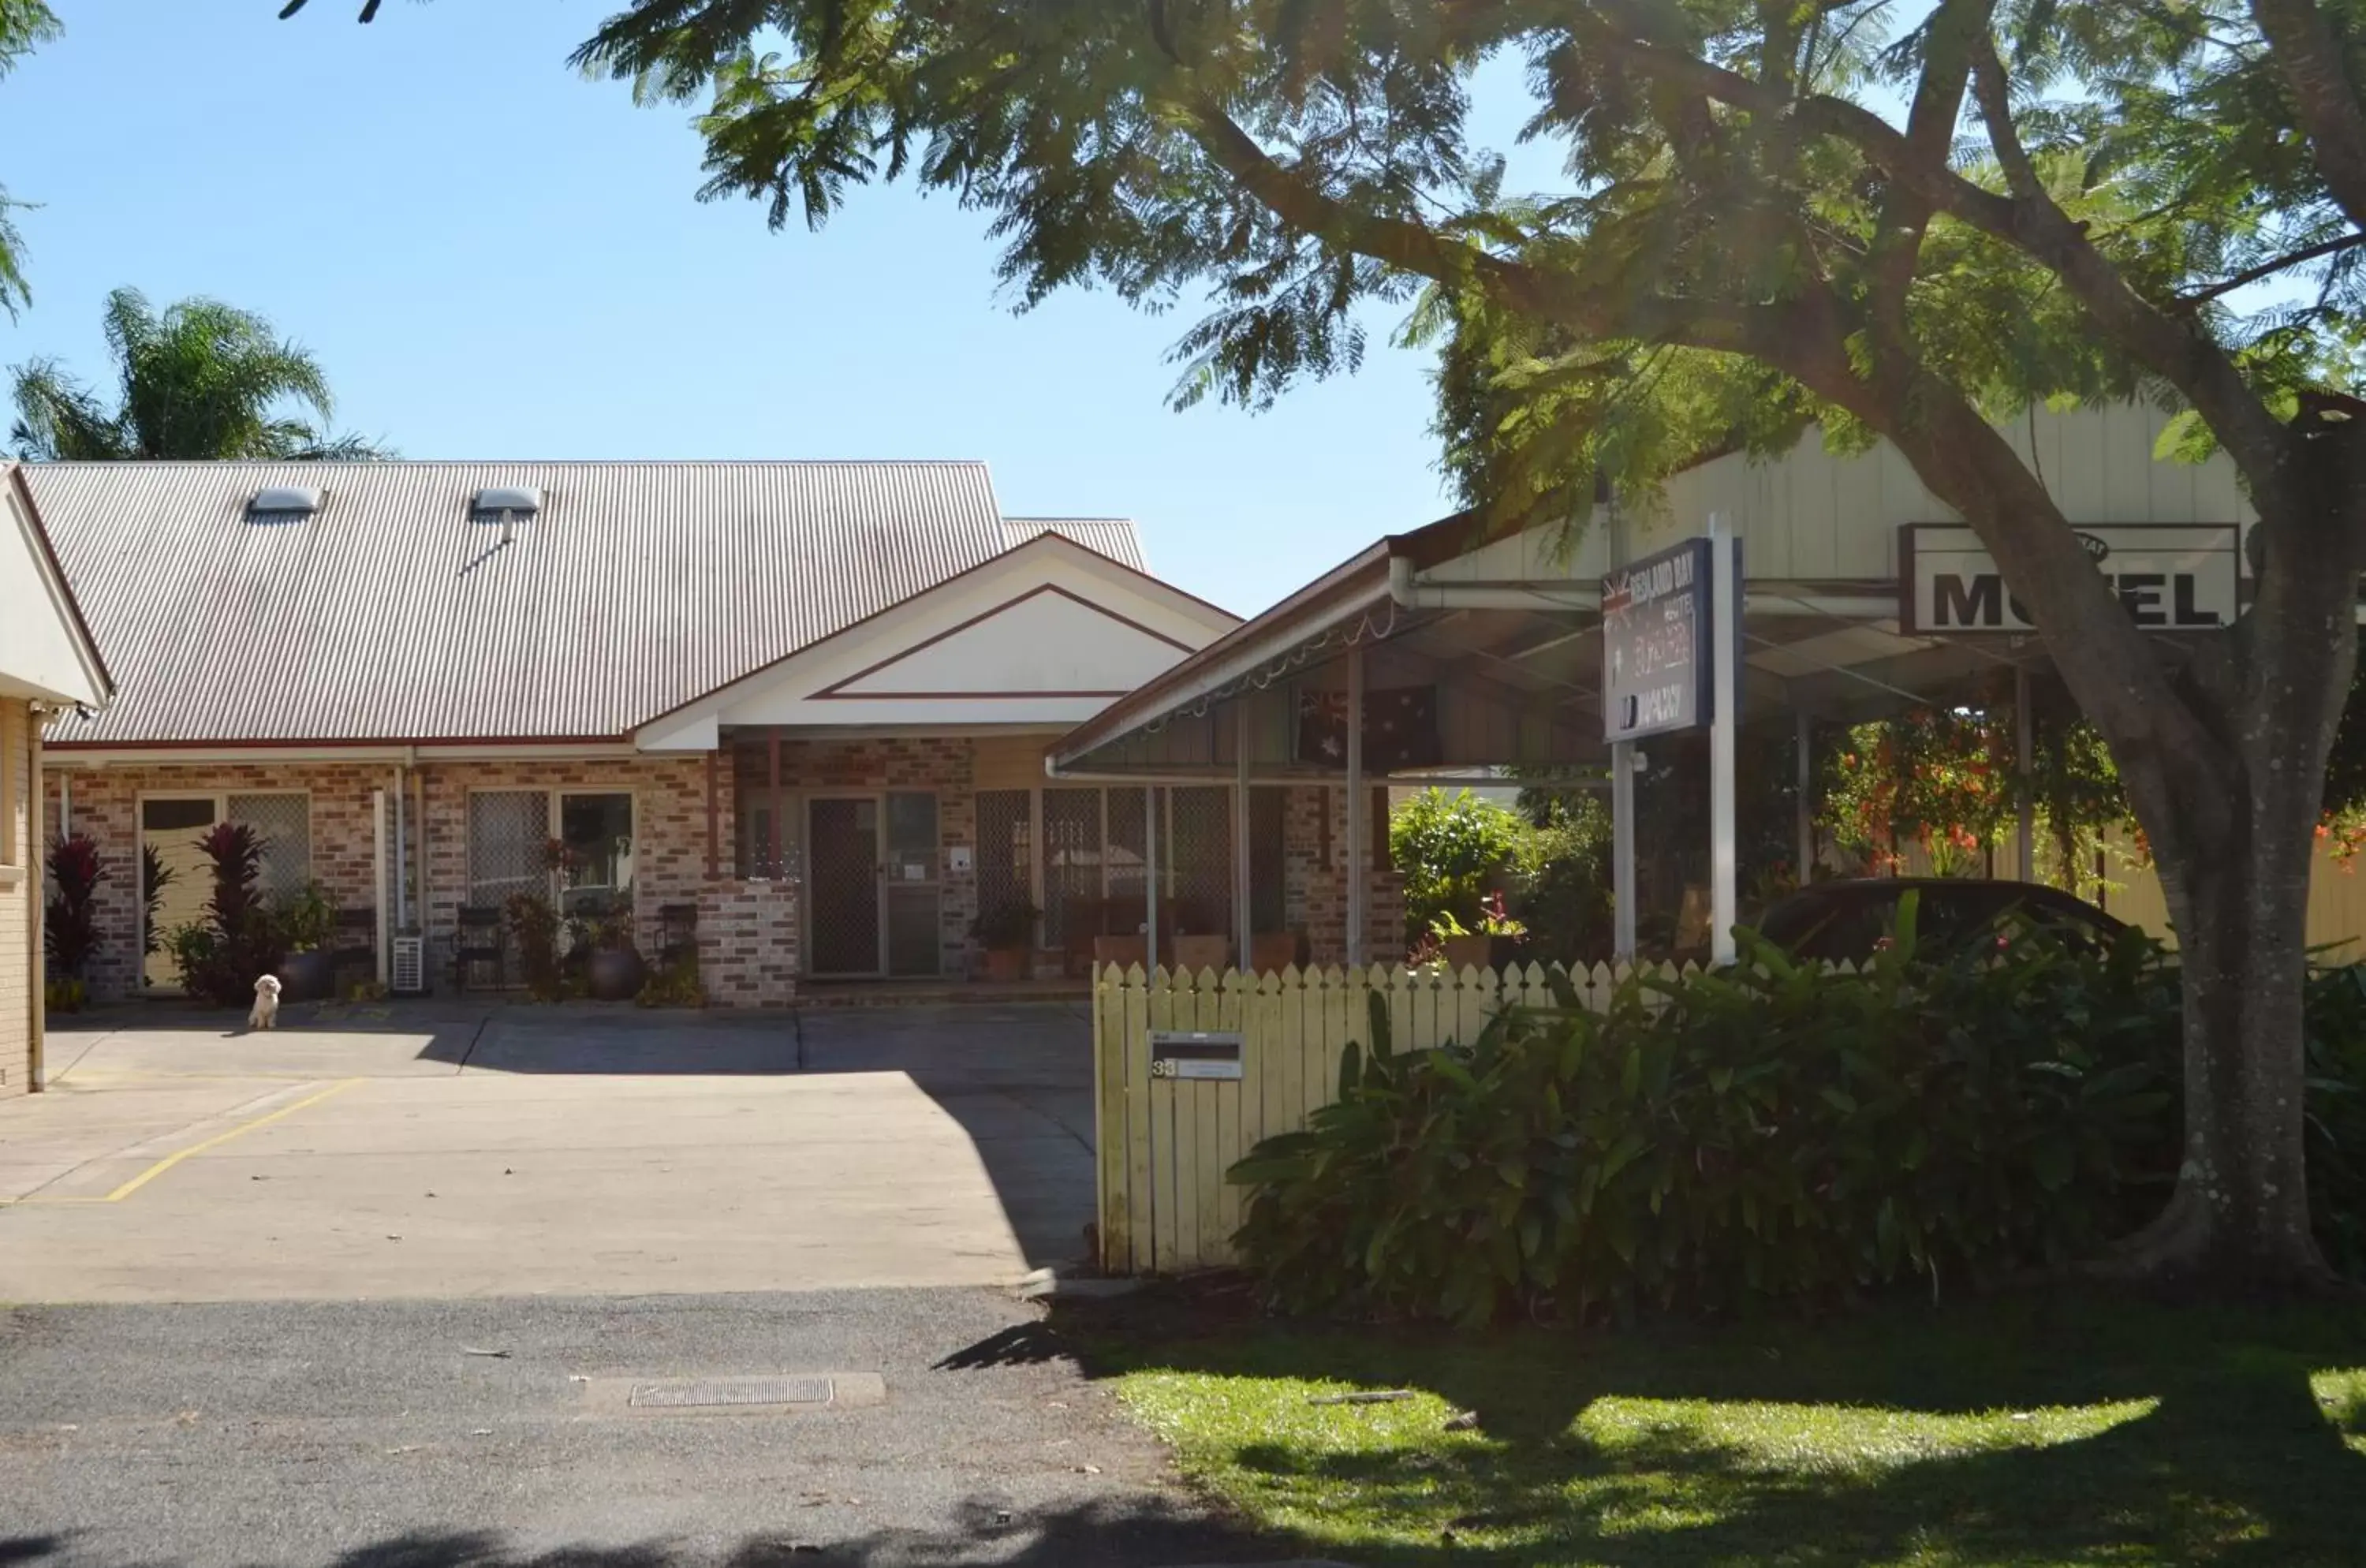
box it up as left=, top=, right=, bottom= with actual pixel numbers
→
left=629, top=1375, right=834, bottom=1409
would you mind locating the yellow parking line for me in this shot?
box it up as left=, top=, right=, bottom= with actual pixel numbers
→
left=102, top=1079, right=362, bottom=1201
left=0, top=1079, right=363, bottom=1208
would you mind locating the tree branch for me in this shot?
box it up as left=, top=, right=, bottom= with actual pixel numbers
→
left=1171, top=91, right=1804, bottom=364
left=1867, top=0, right=1993, bottom=367
left=2177, top=233, right=2366, bottom=305
left=2247, top=0, right=2366, bottom=233
left=1579, top=24, right=2289, bottom=484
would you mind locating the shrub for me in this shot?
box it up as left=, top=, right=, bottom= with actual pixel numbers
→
left=505, top=891, right=566, bottom=1002
left=170, top=823, right=283, bottom=1006
left=1232, top=901, right=2202, bottom=1326
left=2301, top=962, right=2366, bottom=1279
left=275, top=882, right=337, bottom=954
left=1390, top=789, right=1530, bottom=946
left=139, top=843, right=174, bottom=958
left=1514, top=801, right=1614, bottom=967
left=636, top=955, right=705, bottom=1008
left=43, top=833, right=108, bottom=980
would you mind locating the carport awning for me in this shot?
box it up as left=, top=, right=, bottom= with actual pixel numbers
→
left=1049, top=517, right=2080, bottom=782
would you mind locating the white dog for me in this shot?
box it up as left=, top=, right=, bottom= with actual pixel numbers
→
left=248, top=974, right=282, bottom=1031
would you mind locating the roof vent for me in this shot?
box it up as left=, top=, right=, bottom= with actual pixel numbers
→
left=247, top=485, right=323, bottom=519
left=470, top=486, right=543, bottom=520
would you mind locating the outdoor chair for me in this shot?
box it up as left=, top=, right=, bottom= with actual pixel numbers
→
left=453, top=905, right=506, bottom=992
left=657, top=902, right=698, bottom=969
left=329, top=907, right=377, bottom=992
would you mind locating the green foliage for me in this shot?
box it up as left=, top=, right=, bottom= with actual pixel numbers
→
left=1390, top=789, right=1529, bottom=944
left=1233, top=899, right=2366, bottom=1325
left=636, top=954, right=706, bottom=1009
left=8, top=286, right=389, bottom=461
left=139, top=842, right=174, bottom=958
left=169, top=823, right=284, bottom=1006
left=0, top=1, right=59, bottom=318
left=274, top=882, right=337, bottom=954
left=43, top=976, right=85, bottom=1014
left=42, top=832, right=106, bottom=980
left=504, top=891, right=567, bottom=1002
left=2297, top=961, right=2366, bottom=1280
left=1513, top=798, right=1614, bottom=967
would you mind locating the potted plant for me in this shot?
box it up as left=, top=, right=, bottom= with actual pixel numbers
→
left=585, top=890, right=646, bottom=1002
left=274, top=882, right=339, bottom=1001
left=1427, top=910, right=1491, bottom=972
left=1476, top=890, right=1530, bottom=969
left=970, top=898, right=1040, bottom=982
left=168, top=823, right=285, bottom=1006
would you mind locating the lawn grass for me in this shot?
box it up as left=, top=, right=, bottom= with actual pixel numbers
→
left=1080, top=1287, right=2366, bottom=1566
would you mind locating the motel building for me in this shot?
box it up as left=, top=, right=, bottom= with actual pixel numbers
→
left=16, top=404, right=2357, bottom=1043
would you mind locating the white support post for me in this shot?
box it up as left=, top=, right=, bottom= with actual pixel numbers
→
left=1794, top=709, right=1814, bottom=884
left=371, top=788, right=389, bottom=984
left=1143, top=785, right=1159, bottom=969
left=1345, top=645, right=1367, bottom=969
left=393, top=765, right=409, bottom=932
left=1233, top=704, right=1253, bottom=965
left=1612, top=741, right=1637, bottom=961
left=1708, top=515, right=1741, bottom=966
left=2015, top=662, right=2036, bottom=882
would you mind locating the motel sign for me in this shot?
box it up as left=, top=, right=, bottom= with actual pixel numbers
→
left=1901, top=523, right=2242, bottom=635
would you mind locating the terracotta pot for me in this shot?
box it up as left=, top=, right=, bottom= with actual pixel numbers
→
left=1249, top=931, right=1302, bottom=974
left=588, top=946, right=647, bottom=1002
left=1173, top=934, right=1230, bottom=975
left=1442, top=934, right=1493, bottom=972
left=278, top=949, right=338, bottom=1002
left=1093, top=934, right=1148, bottom=973
left=983, top=946, right=1028, bottom=983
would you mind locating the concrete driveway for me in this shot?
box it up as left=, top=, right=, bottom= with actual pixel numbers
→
left=0, top=1001, right=1096, bottom=1304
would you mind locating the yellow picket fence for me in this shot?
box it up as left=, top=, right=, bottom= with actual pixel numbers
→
left=1090, top=960, right=1696, bottom=1275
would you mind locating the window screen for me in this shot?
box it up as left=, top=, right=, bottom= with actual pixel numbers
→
left=468, top=791, right=547, bottom=909
left=228, top=793, right=311, bottom=902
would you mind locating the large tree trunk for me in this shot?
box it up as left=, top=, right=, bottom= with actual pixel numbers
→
left=2125, top=779, right=2327, bottom=1282
left=2092, top=416, right=2366, bottom=1288
left=1881, top=395, right=2364, bottom=1289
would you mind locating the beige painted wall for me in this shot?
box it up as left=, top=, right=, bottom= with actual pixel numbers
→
left=1, top=700, right=32, bottom=1097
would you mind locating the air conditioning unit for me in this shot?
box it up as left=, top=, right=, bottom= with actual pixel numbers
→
left=391, top=935, right=426, bottom=996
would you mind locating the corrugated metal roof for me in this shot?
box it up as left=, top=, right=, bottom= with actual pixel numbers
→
left=1001, top=517, right=1147, bottom=570
left=29, top=460, right=1135, bottom=745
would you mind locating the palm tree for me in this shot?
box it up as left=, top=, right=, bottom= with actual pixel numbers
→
left=9, top=287, right=392, bottom=461
left=0, top=2, right=64, bottom=319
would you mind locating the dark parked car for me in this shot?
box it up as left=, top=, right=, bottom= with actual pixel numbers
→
left=1755, top=878, right=2125, bottom=961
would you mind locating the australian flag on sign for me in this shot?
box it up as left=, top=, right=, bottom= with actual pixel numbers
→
left=1297, top=685, right=1442, bottom=771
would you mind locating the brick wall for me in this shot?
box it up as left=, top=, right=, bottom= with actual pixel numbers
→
left=40, top=752, right=735, bottom=1001
left=415, top=754, right=714, bottom=965
left=2, top=701, right=31, bottom=1097
left=699, top=881, right=799, bottom=1006
left=43, top=760, right=389, bottom=1002
left=766, top=737, right=981, bottom=976
left=1284, top=783, right=1409, bottom=969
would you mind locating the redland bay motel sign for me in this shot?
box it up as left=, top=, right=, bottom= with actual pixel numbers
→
left=1901, top=523, right=2243, bottom=634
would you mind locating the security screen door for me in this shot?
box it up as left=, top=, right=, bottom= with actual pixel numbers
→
left=807, top=797, right=883, bottom=976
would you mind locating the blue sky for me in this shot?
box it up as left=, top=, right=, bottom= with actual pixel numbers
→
left=0, top=2, right=1547, bottom=618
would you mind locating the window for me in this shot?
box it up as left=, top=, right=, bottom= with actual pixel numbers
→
left=467, top=790, right=636, bottom=914
left=468, top=791, right=547, bottom=908
left=558, top=793, right=633, bottom=913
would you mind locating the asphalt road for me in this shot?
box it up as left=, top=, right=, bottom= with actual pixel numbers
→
left=0, top=1287, right=1282, bottom=1568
